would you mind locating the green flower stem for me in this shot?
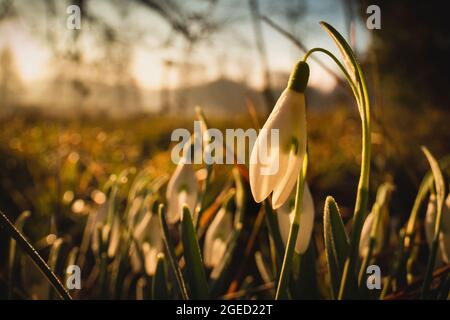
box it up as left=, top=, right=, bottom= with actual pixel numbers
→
left=8, top=210, right=30, bottom=299
left=339, top=71, right=370, bottom=300
left=264, top=200, right=285, bottom=277
left=305, top=41, right=371, bottom=299
left=275, top=152, right=308, bottom=299
left=303, top=48, right=360, bottom=104
left=0, top=210, right=72, bottom=300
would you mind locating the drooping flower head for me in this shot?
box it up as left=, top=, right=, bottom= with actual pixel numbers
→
left=203, top=190, right=235, bottom=268
left=203, top=206, right=233, bottom=268
left=131, top=209, right=164, bottom=275
left=250, top=61, right=309, bottom=209
left=359, top=183, right=394, bottom=258
left=166, top=143, right=198, bottom=224
left=359, top=207, right=385, bottom=258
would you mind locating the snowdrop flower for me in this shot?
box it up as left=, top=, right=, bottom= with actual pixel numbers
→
left=166, top=150, right=198, bottom=224
left=359, top=183, right=394, bottom=258
left=425, top=194, right=450, bottom=264
left=250, top=61, right=309, bottom=209
left=359, top=207, right=385, bottom=257
left=141, top=243, right=160, bottom=275
left=89, top=207, right=123, bottom=259
left=203, top=206, right=233, bottom=268
left=131, top=210, right=164, bottom=275
left=277, top=183, right=315, bottom=254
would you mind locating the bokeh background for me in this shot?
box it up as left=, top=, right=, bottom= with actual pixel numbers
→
left=0, top=0, right=449, bottom=298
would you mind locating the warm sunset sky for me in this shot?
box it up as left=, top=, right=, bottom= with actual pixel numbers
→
left=0, top=0, right=370, bottom=93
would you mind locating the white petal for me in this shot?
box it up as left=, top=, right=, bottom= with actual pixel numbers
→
left=107, top=216, right=121, bottom=258
left=127, top=196, right=144, bottom=226
left=277, top=183, right=315, bottom=254
left=166, top=194, right=180, bottom=224
left=148, top=213, right=163, bottom=247
left=130, top=243, right=142, bottom=273
left=249, top=130, right=280, bottom=203
left=277, top=205, right=291, bottom=245
left=424, top=195, right=437, bottom=247
left=272, top=150, right=303, bottom=209
left=359, top=210, right=384, bottom=257
left=134, top=210, right=152, bottom=242
left=211, top=239, right=227, bottom=267
left=142, top=243, right=159, bottom=275
left=166, top=160, right=198, bottom=223
left=294, top=183, right=315, bottom=254
left=184, top=190, right=198, bottom=217
left=359, top=212, right=374, bottom=257
left=203, top=207, right=233, bottom=268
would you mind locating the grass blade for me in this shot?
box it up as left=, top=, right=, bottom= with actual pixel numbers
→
left=324, top=196, right=349, bottom=299
left=8, top=210, right=31, bottom=299
left=158, top=204, right=189, bottom=299
left=420, top=146, right=446, bottom=298
left=152, top=253, right=169, bottom=300
left=48, top=238, right=64, bottom=300
left=181, top=206, right=209, bottom=299
left=0, top=210, right=72, bottom=300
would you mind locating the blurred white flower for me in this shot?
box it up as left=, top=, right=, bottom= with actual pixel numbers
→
left=250, top=61, right=309, bottom=209
left=203, top=207, right=233, bottom=268
left=131, top=210, right=164, bottom=275
left=425, top=194, right=450, bottom=264
left=359, top=183, right=394, bottom=258
left=107, top=216, right=121, bottom=258
left=277, top=183, right=315, bottom=254
left=359, top=208, right=385, bottom=257
left=166, top=157, right=198, bottom=224
left=141, top=243, right=160, bottom=275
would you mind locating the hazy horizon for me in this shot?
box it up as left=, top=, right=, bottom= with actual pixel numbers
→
left=0, top=0, right=369, bottom=115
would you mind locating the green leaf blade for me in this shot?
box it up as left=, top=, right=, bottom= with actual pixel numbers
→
left=420, top=146, right=447, bottom=298
left=158, top=204, right=189, bottom=300
left=181, top=206, right=209, bottom=299
left=152, top=253, right=169, bottom=300
left=324, top=196, right=349, bottom=299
